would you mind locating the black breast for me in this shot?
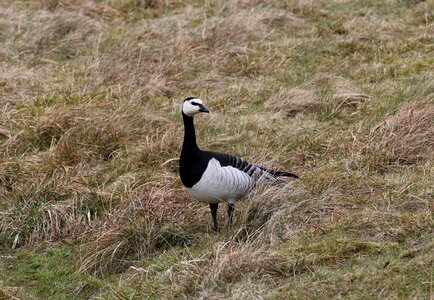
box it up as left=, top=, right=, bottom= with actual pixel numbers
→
left=179, top=149, right=209, bottom=188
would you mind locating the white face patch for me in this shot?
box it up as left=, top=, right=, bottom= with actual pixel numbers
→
left=182, top=98, right=205, bottom=117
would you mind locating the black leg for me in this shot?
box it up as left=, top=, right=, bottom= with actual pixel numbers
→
left=210, top=203, right=219, bottom=232
left=227, top=203, right=235, bottom=227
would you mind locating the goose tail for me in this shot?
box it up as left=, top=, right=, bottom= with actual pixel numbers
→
left=270, top=170, right=299, bottom=179
left=258, top=166, right=299, bottom=179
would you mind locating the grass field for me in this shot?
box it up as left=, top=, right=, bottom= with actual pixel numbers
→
left=0, top=0, right=433, bottom=299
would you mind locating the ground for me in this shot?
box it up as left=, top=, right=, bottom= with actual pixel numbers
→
left=0, top=0, right=433, bottom=299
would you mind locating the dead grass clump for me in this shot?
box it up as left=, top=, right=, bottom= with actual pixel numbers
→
left=266, top=87, right=318, bottom=117
left=168, top=243, right=291, bottom=297
left=355, top=98, right=434, bottom=171
left=0, top=167, right=100, bottom=248
left=7, top=111, right=78, bottom=156
left=78, top=219, right=195, bottom=273
left=354, top=206, right=433, bottom=243
left=37, top=0, right=128, bottom=19
left=78, top=185, right=199, bottom=273
left=287, top=0, right=317, bottom=15
left=64, top=119, right=128, bottom=161
left=199, top=246, right=288, bottom=284
left=52, top=105, right=168, bottom=163
left=265, top=75, right=370, bottom=116
left=236, top=179, right=353, bottom=247
left=233, top=184, right=307, bottom=241
left=130, top=126, right=179, bottom=168
left=344, top=15, right=408, bottom=45
left=0, top=107, right=81, bottom=157
left=1, top=7, right=99, bottom=61
left=228, top=0, right=317, bottom=15
left=87, top=43, right=179, bottom=99
left=202, top=9, right=303, bottom=48
left=0, top=65, right=47, bottom=103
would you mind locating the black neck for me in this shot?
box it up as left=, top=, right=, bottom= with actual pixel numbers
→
left=182, top=112, right=199, bottom=151
left=179, top=112, right=207, bottom=188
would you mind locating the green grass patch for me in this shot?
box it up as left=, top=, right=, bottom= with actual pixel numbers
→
left=0, top=245, right=103, bottom=299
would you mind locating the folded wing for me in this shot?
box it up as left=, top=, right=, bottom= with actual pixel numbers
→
left=205, top=151, right=299, bottom=180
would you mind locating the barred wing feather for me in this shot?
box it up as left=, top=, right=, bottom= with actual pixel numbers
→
left=206, top=151, right=299, bottom=180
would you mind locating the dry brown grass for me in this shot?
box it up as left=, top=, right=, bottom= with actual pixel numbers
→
left=78, top=181, right=201, bottom=273
left=0, top=97, right=180, bottom=249
left=0, top=0, right=433, bottom=298
left=168, top=243, right=290, bottom=298
left=350, top=87, right=434, bottom=171
left=265, top=74, right=371, bottom=116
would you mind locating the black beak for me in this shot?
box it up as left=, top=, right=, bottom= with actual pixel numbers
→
left=199, top=104, right=209, bottom=113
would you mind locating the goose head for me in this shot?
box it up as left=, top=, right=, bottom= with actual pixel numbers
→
left=182, top=97, right=209, bottom=117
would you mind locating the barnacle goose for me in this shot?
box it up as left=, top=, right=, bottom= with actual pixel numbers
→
left=179, top=97, right=299, bottom=232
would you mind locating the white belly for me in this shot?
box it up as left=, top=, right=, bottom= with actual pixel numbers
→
left=187, top=158, right=255, bottom=204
